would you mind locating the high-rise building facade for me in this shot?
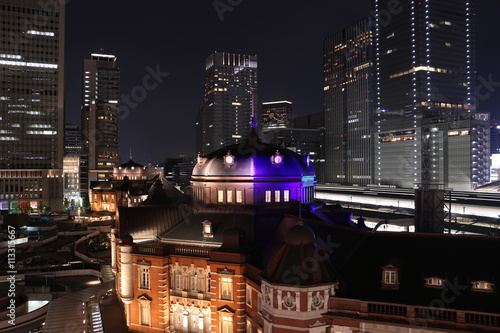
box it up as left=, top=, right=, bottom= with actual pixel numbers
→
left=261, top=100, right=292, bottom=130
left=197, top=52, right=258, bottom=156
left=263, top=111, right=326, bottom=182
left=491, top=122, right=500, bottom=155
left=63, top=123, right=82, bottom=206
left=0, top=0, right=65, bottom=212
left=81, top=53, right=120, bottom=185
left=373, top=0, right=488, bottom=190
left=324, top=18, right=374, bottom=186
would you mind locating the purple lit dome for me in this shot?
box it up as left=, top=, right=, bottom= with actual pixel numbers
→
left=192, top=142, right=315, bottom=181
left=191, top=138, right=316, bottom=205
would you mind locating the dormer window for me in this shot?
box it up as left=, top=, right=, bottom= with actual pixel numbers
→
left=425, top=277, right=445, bottom=288
left=471, top=281, right=495, bottom=293
left=381, top=265, right=399, bottom=289
left=385, top=270, right=396, bottom=284
left=202, top=220, right=213, bottom=238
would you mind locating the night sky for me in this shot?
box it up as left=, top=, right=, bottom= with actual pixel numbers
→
left=64, top=0, right=500, bottom=165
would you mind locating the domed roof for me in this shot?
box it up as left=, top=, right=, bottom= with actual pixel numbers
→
left=285, top=223, right=315, bottom=245
left=192, top=141, right=315, bottom=180
left=264, top=222, right=334, bottom=285
left=118, top=159, right=144, bottom=169
left=120, top=234, right=134, bottom=245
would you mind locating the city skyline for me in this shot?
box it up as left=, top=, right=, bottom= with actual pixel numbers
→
left=64, top=1, right=500, bottom=165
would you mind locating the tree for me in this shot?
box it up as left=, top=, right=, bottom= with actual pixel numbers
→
left=19, top=201, right=30, bottom=214
left=82, top=195, right=90, bottom=209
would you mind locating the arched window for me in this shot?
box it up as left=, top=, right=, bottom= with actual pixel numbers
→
left=173, top=270, right=183, bottom=290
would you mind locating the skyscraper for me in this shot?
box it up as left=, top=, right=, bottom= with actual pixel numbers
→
left=197, top=52, right=258, bottom=156
left=0, top=0, right=65, bottom=212
left=324, top=18, right=374, bottom=186
left=491, top=123, right=500, bottom=155
left=63, top=123, right=82, bottom=206
left=373, top=0, right=488, bottom=190
left=261, top=100, right=292, bottom=130
left=81, top=53, right=120, bottom=185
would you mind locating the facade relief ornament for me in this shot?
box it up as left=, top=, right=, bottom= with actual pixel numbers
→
left=223, top=151, right=235, bottom=168
left=271, top=151, right=284, bottom=166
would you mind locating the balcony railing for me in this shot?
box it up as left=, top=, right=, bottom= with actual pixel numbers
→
left=327, top=298, right=500, bottom=331
left=133, top=244, right=211, bottom=257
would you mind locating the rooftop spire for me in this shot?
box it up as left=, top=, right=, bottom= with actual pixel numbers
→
left=245, top=87, right=263, bottom=145
left=129, top=146, right=133, bottom=160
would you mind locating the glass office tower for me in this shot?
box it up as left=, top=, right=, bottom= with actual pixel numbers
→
left=0, top=0, right=65, bottom=212
left=374, top=0, right=488, bottom=190
left=197, top=52, right=258, bottom=156
left=81, top=53, right=120, bottom=185
left=324, top=18, right=374, bottom=186
left=261, top=100, right=292, bottom=130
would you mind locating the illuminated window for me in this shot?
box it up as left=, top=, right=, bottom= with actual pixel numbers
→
left=385, top=271, right=396, bottom=284
left=425, top=277, right=444, bottom=288
left=190, top=272, right=198, bottom=293
left=139, top=300, right=151, bottom=326
left=139, top=267, right=150, bottom=289
left=173, top=270, right=183, bottom=290
left=274, top=190, right=280, bottom=202
left=236, top=190, right=243, bottom=203
left=246, top=285, right=252, bottom=306
left=265, top=190, right=271, bottom=203
left=382, top=265, right=399, bottom=289
left=218, top=190, right=224, bottom=203
left=472, top=281, right=495, bottom=292
left=220, top=314, right=233, bottom=333
left=182, top=310, right=189, bottom=330
left=220, top=276, right=233, bottom=300
left=197, top=273, right=206, bottom=294
left=198, top=314, right=205, bottom=330
left=283, top=190, right=290, bottom=202
left=202, top=220, right=213, bottom=238
left=227, top=190, right=233, bottom=203
left=448, top=130, right=470, bottom=137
